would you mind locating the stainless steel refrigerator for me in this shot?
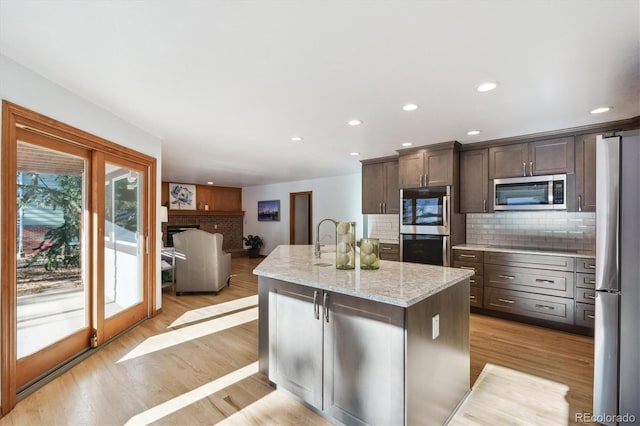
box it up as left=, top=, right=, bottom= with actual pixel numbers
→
left=594, top=130, right=640, bottom=425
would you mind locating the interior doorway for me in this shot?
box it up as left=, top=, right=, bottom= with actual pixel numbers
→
left=289, top=191, right=312, bottom=245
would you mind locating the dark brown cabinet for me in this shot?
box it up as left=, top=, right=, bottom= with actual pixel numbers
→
left=489, top=137, right=574, bottom=179
left=575, top=133, right=597, bottom=212
left=398, top=145, right=456, bottom=188
left=453, top=249, right=484, bottom=308
left=361, top=158, right=399, bottom=214
left=379, top=243, right=400, bottom=261
left=460, top=149, right=489, bottom=213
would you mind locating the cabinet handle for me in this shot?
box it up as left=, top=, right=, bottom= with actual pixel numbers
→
left=483, top=199, right=487, bottom=212
left=522, top=162, right=526, bottom=177
left=587, top=314, right=596, bottom=319
left=578, top=195, right=582, bottom=212
left=498, top=298, right=515, bottom=304
left=313, top=291, right=319, bottom=320
left=459, top=254, right=477, bottom=259
left=535, top=304, right=555, bottom=310
left=586, top=279, right=596, bottom=285
left=323, top=292, right=329, bottom=323
left=469, top=279, right=476, bottom=284
left=470, top=295, right=476, bottom=300
left=383, top=202, right=386, bottom=213
left=584, top=263, right=596, bottom=270
left=529, top=161, right=533, bottom=176
left=381, top=247, right=393, bottom=251
left=585, top=293, right=596, bottom=300
left=535, top=278, right=555, bottom=284
left=459, top=266, right=476, bottom=273
left=498, top=274, right=515, bottom=280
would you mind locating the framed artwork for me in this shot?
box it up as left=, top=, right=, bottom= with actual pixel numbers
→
left=169, top=183, right=196, bottom=210
left=258, top=200, right=280, bottom=221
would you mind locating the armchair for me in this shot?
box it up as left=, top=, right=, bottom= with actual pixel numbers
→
left=172, top=229, right=231, bottom=295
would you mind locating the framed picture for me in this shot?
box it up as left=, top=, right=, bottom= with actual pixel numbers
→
left=258, top=200, right=280, bottom=221
left=169, top=183, right=196, bottom=210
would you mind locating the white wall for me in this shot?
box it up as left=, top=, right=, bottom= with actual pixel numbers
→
left=242, top=173, right=363, bottom=255
left=0, top=54, right=164, bottom=318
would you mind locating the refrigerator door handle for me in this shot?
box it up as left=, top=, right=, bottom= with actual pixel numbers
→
left=593, top=291, right=620, bottom=424
left=596, top=135, right=620, bottom=292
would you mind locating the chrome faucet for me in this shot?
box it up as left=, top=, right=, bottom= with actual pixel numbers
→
left=315, top=218, right=338, bottom=258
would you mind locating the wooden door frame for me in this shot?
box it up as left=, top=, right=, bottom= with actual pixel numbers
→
left=1, top=101, right=157, bottom=415
left=289, top=191, right=312, bottom=245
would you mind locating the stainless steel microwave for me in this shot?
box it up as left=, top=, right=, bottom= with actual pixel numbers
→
left=493, top=174, right=567, bottom=211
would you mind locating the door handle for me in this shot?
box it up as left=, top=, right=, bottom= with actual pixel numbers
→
left=498, top=274, right=515, bottom=280
left=498, top=298, right=515, bottom=304
left=383, top=202, right=386, bottom=213
left=522, top=162, right=526, bottom=177
left=322, top=292, right=329, bottom=323
left=442, top=195, right=449, bottom=229
left=483, top=199, right=487, bottom=212
left=529, top=161, right=533, bottom=176
left=578, top=195, right=582, bottom=212
left=313, top=291, right=319, bottom=320
left=442, top=236, right=449, bottom=267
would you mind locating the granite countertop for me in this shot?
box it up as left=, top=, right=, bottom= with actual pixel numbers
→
left=452, top=244, right=596, bottom=259
left=253, top=245, right=473, bottom=308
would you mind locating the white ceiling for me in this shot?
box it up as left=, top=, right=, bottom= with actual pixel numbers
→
left=1, top=0, right=639, bottom=187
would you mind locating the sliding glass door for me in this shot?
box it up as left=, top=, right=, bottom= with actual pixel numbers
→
left=102, top=158, right=148, bottom=340
left=14, top=132, right=92, bottom=390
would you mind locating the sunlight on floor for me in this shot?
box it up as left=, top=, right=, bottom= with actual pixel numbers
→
left=169, top=295, right=258, bottom=328
left=117, top=307, right=258, bottom=362
left=124, top=361, right=259, bottom=425
left=449, top=363, right=570, bottom=426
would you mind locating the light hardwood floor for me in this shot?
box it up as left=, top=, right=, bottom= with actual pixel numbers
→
left=2, top=257, right=594, bottom=425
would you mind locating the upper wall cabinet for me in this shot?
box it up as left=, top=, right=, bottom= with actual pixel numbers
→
left=575, top=133, right=597, bottom=212
left=362, top=158, right=399, bottom=214
left=398, top=143, right=458, bottom=188
left=460, top=149, right=489, bottom=213
left=489, top=137, right=575, bottom=179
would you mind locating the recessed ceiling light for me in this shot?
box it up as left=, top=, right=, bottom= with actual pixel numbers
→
left=350, top=152, right=360, bottom=156
left=590, top=106, right=612, bottom=114
left=467, top=130, right=481, bottom=136
left=348, top=119, right=362, bottom=126
left=402, top=104, right=419, bottom=111
left=207, top=181, right=214, bottom=185
left=402, top=142, right=413, bottom=147
left=291, top=136, right=303, bottom=142
left=477, top=82, right=497, bottom=92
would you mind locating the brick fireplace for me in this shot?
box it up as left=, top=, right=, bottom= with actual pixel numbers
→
left=163, top=213, right=244, bottom=251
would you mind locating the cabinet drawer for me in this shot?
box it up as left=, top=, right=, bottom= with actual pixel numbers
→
left=576, top=272, right=596, bottom=289
left=453, top=250, right=484, bottom=263
left=485, top=252, right=575, bottom=272
left=468, top=275, right=484, bottom=288
left=575, top=302, right=595, bottom=328
left=575, top=288, right=596, bottom=305
left=576, top=258, right=596, bottom=273
left=470, top=287, right=483, bottom=308
left=485, top=265, right=574, bottom=298
left=484, top=287, right=574, bottom=324
left=379, top=243, right=400, bottom=261
left=453, top=260, right=483, bottom=276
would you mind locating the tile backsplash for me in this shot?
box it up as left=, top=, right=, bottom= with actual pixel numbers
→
left=367, top=214, right=400, bottom=244
left=466, top=212, right=595, bottom=252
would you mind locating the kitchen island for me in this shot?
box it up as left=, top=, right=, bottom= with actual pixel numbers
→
left=254, top=245, right=473, bottom=426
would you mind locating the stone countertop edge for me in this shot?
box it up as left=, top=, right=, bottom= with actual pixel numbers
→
left=253, top=245, right=473, bottom=308
left=452, top=244, right=596, bottom=259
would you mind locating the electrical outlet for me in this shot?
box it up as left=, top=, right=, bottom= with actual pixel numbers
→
left=432, top=314, right=440, bottom=340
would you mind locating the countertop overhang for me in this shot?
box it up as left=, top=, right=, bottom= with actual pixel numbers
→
left=253, top=245, right=473, bottom=308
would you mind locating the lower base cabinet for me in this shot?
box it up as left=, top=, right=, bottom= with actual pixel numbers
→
left=263, top=277, right=470, bottom=426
